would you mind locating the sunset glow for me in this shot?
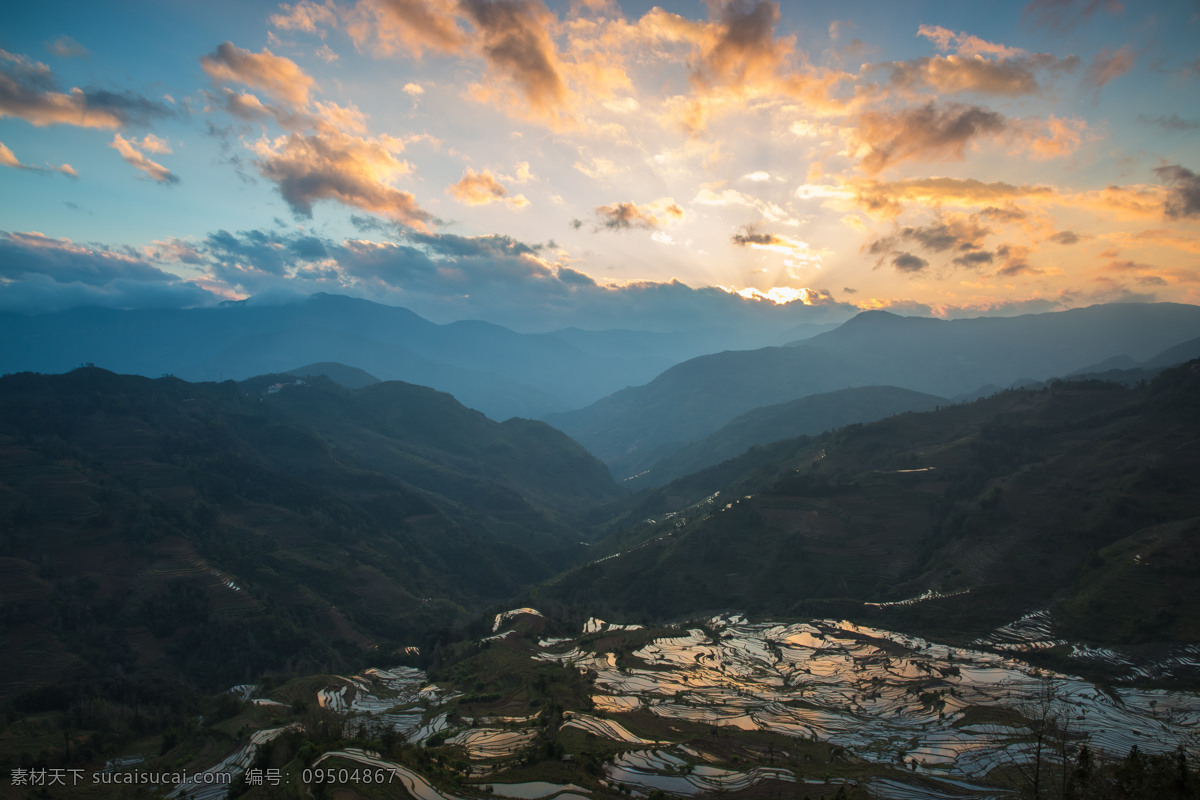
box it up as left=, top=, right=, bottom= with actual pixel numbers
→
left=2, top=0, right=1198, bottom=328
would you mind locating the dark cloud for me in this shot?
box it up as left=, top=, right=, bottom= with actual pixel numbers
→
left=459, top=0, right=568, bottom=114
left=892, top=253, right=928, bottom=273
left=1048, top=230, right=1080, bottom=245
left=593, top=200, right=682, bottom=230
left=856, top=102, right=1007, bottom=173
left=1155, top=164, right=1200, bottom=218
left=0, top=230, right=216, bottom=313
left=0, top=230, right=175, bottom=285
left=1021, top=0, right=1123, bottom=32
left=978, top=206, right=1027, bottom=222
left=0, top=50, right=174, bottom=129
left=694, top=0, right=783, bottom=88
left=867, top=216, right=992, bottom=261
left=731, top=228, right=781, bottom=246
left=1138, top=113, right=1200, bottom=133
left=953, top=251, right=995, bottom=267
left=257, top=131, right=433, bottom=227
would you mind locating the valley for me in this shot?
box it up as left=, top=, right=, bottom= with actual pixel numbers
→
left=2, top=301, right=1200, bottom=798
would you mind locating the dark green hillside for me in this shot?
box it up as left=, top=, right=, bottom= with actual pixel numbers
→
left=0, top=368, right=620, bottom=697
left=543, top=362, right=1200, bottom=646
left=629, top=385, right=947, bottom=488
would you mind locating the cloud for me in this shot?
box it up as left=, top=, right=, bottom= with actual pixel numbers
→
left=460, top=0, right=572, bottom=126
left=866, top=214, right=994, bottom=271
left=690, top=0, right=789, bottom=90
left=344, top=0, right=467, bottom=58
left=593, top=198, right=683, bottom=230
left=0, top=49, right=173, bottom=128
left=881, top=28, right=1078, bottom=98
left=270, top=1, right=338, bottom=34
left=252, top=130, right=433, bottom=228
left=0, top=229, right=220, bottom=311
left=1155, top=165, right=1200, bottom=218
left=1048, top=230, right=1081, bottom=245
left=45, top=36, right=88, bottom=59
left=1011, top=115, right=1088, bottom=159
left=0, top=141, right=76, bottom=176
left=995, top=243, right=1036, bottom=276
left=854, top=102, right=1007, bottom=173
left=0, top=230, right=183, bottom=286
left=110, top=133, right=179, bottom=183
left=201, top=42, right=316, bottom=108
left=1021, top=0, right=1123, bottom=32
left=884, top=55, right=1046, bottom=96
left=1138, top=113, right=1200, bottom=133
left=892, top=252, right=928, bottom=272
left=693, top=187, right=797, bottom=224
left=730, top=225, right=822, bottom=270
left=848, top=176, right=1056, bottom=217
left=915, top=25, right=1026, bottom=60
left=1082, top=46, right=1134, bottom=92
left=447, top=167, right=529, bottom=208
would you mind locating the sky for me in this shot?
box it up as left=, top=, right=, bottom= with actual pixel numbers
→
left=2, top=0, right=1199, bottom=331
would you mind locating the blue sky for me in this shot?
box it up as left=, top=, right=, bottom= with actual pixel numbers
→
left=2, top=0, right=1198, bottom=330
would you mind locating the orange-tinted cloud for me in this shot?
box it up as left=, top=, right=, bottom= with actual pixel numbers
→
left=253, top=130, right=432, bottom=229
left=915, top=25, right=1025, bottom=59
left=1011, top=115, right=1088, bottom=159
left=847, top=176, right=1056, bottom=217
left=447, top=167, right=530, bottom=209
left=270, top=1, right=338, bottom=34
left=593, top=198, right=683, bottom=230
left=201, top=42, right=315, bottom=108
left=854, top=102, right=1007, bottom=173
left=110, top=133, right=178, bottom=184
left=344, top=0, right=467, bottom=58
left=460, top=0, right=571, bottom=125
left=0, top=141, right=76, bottom=176
left=1083, top=45, right=1134, bottom=92
left=691, top=0, right=789, bottom=90
left=0, top=49, right=171, bottom=128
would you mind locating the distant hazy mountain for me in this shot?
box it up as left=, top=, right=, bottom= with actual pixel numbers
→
left=547, top=302, right=1200, bottom=479
left=544, top=362, right=1200, bottom=649
left=627, top=385, right=947, bottom=488
left=0, top=293, right=783, bottom=420
left=0, top=368, right=621, bottom=694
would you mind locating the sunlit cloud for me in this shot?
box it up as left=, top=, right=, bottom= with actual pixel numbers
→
left=0, top=141, right=76, bottom=176
left=447, top=167, right=530, bottom=209
left=110, top=133, right=178, bottom=184
left=201, top=42, right=316, bottom=109
left=343, top=0, right=467, bottom=58
left=252, top=130, right=431, bottom=228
